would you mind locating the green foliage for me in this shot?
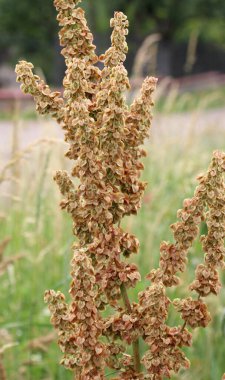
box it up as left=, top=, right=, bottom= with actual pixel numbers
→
left=85, top=0, right=225, bottom=43
left=1, top=0, right=225, bottom=83
left=0, top=0, right=57, bottom=81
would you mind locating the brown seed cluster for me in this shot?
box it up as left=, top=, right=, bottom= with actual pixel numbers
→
left=15, top=61, right=64, bottom=121
left=148, top=150, right=225, bottom=291
left=138, top=283, right=190, bottom=379
left=173, top=297, right=211, bottom=328
left=143, top=151, right=225, bottom=379
left=54, top=0, right=97, bottom=63
left=44, top=253, right=108, bottom=379
left=16, top=0, right=156, bottom=377
left=15, top=0, right=225, bottom=379
left=190, top=151, right=225, bottom=296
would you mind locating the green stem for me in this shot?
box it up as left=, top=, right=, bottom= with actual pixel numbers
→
left=120, top=283, right=141, bottom=373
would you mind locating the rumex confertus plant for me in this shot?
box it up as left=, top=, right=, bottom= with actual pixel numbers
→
left=15, top=0, right=225, bottom=379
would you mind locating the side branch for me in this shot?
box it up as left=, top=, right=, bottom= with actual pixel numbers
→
left=125, top=76, right=157, bottom=147
left=15, top=61, right=65, bottom=121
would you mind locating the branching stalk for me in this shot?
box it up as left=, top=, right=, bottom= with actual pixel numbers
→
left=120, top=283, right=141, bottom=373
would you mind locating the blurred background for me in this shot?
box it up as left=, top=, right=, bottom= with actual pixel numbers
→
left=0, top=0, right=225, bottom=379
left=1, top=0, right=225, bottom=84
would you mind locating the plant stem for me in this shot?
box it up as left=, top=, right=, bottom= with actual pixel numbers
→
left=180, top=321, right=187, bottom=332
left=0, top=356, right=6, bottom=380
left=120, top=283, right=141, bottom=373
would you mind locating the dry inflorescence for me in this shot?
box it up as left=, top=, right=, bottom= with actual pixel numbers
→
left=15, top=0, right=225, bottom=379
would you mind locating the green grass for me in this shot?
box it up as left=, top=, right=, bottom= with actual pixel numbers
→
left=0, top=111, right=225, bottom=379
left=0, top=108, right=38, bottom=121
left=155, top=84, right=225, bottom=113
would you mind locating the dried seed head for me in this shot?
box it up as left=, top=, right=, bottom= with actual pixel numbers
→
left=173, top=297, right=211, bottom=328
left=16, top=0, right=225, bottom=378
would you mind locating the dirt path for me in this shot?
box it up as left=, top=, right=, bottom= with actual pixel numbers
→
left=1, top=107, right=225, bottom=164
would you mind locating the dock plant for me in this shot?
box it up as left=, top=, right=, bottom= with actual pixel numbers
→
left=15, top=0, right=225, bottom=379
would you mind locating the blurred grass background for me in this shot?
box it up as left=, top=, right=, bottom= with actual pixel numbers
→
left=0, top=0, right=225, bottom=378
left=0, top=85, right=225, bottom=379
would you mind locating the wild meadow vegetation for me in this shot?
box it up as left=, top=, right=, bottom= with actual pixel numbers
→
left=1, top=0, right=225, bottom=379
left=0, top=94, right=224, bottom=380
